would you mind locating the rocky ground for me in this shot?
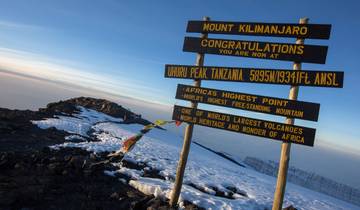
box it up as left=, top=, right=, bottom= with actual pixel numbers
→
left=0, top=97, right=201, bottom=210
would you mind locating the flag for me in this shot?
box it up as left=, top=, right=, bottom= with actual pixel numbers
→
left=154, top=120, right=169, bottom=126
left=141, top=120, right=174, bottom=133
left=121, top=133, right=144, bottom=153
left=115, top=119, right=181, bottom=155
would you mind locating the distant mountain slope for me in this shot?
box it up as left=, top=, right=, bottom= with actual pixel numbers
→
left=192, top=141, right=246, bottom=168
left=244, top=157, right=360, bottom=207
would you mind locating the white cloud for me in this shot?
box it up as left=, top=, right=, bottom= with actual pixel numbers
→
left=0, top=47, right=170, bottom=106
left=0, top=20, right=44, bottom=31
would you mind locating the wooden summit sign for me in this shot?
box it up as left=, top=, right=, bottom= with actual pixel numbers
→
left=186, top=20, right=331, bottom=39
left=176, top=84, right=320, bottom=121
left=167, top=17, right=343, bottom=210
left=183, top=37, right=328, bottom=64
left=165, top=64, right=344, bottom=88
left=173, top=105, right=316, bottom=146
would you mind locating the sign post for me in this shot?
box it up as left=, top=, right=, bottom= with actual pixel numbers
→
left=272, top=17, right=308, bottom=210
left=169, top=16, right=210, bottom=207
left=166, top=16, right=342, bottom=209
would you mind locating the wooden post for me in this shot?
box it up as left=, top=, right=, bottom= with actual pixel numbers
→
left=272, top=17, right=309, bottom=210
left=169, top=16, right=210, bottom=207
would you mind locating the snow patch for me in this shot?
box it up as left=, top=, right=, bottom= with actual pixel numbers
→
left=33, top=106, right=360, bottom=210
left=32, top=106, right=122, bottom=136
left=65, top=135, right=86, bottom=141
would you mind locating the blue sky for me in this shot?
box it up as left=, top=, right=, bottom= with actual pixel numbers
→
left=0, top=0, right=359, bottom=153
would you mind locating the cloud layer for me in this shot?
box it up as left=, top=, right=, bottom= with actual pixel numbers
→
left=0, top=47, right=169, bottom=106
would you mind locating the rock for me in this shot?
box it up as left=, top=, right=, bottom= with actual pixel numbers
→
left=14, top=163, right=22, bottom=169
left=41, top=157, right=50, bottom=164
left=126, top=191, right=138, bottom=198
left=0, top=152, right=16, bottom=170
left=182, top=200, right=206, bottom=210
left=89, top=153, right=98, bottom=161
left=36, top=163, right=44, bottom=168
left=30, top=154, right=39, bottom=162
left=47, top=162, right=62, bottom=174
left=110, top=192, right=120, bottom=200
left=0, top=191, right=16, bottom=206
left=0, top=159, right=8, bottom=168
left=108, top=153, right=124, bottom=163
left=68, top=155, right=85, bottom=169
left=143, top=168, right=166, bottom=180
left=283, top=205, right=298, bottom=210
left=88, top=161, right=106, bottom=172
left=49, top=156, right=59, bottom=162
left=145, top=197, right=163, bottom=209
left=83, top=169, right=93, bottom=177
left=64, top=155, right=72, bottom=162
left=61, top=169, right=68, bottom=175
left=131, top=195, right=154, bottom=209
left=41, top=147, right=51, bottom=154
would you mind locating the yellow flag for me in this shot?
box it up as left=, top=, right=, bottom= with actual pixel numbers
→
left=154, top=120, right=168, bottom=126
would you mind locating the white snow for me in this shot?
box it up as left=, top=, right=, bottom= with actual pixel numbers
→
left=32, top=106, right=122, bottom=136
left=65, top=135, right=86, bottom=141
left=32, top=106, right=360, bottom=210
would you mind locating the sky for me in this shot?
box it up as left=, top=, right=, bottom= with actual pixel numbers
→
left=0, top=0, right=359, bottom=186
